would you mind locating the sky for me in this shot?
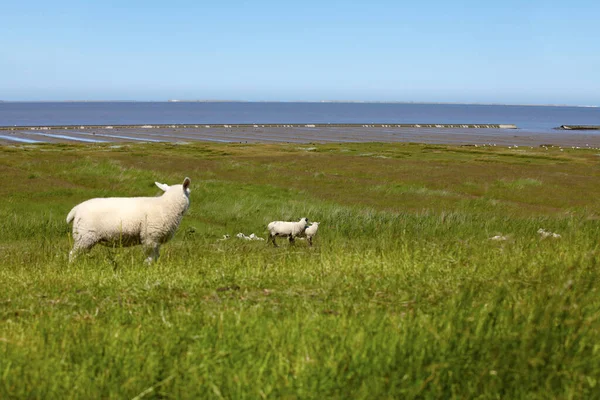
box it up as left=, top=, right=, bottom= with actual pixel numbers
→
left=1, top=0, right=599, bottom=105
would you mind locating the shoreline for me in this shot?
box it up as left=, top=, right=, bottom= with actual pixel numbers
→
left=1, top=125, right=599, bottom=147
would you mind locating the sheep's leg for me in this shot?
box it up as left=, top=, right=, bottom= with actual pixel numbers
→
left=288, top=234, right=295, bottom=245
left=144, top=244, right=160, bottom=264
left=68, top=234, right=96, bottom=263
left=69, top=246, right=86, bottom=263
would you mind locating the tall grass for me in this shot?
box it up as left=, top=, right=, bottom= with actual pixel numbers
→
left=1, top=142, right=599, bottom=398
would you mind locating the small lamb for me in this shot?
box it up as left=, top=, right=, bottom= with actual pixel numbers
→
left=300, top=222, right=320, bottom=246
left=267, top=217, right=309, bottom=247
left=66, top=177, right=191, bottom=263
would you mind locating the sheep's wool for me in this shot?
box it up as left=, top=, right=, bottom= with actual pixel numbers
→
left=66, top=178, right=191, bottom=262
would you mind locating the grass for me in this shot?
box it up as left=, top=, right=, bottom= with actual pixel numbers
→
left=1, top=142, right=600, bottom=399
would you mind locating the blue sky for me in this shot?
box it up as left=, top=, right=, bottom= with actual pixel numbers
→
left=1, top=0, right=599, bottom=105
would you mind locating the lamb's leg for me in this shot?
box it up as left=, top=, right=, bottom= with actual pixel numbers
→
left=270, top=234, right=278, bottom=247
left=308, top=236, right=313, bottom=246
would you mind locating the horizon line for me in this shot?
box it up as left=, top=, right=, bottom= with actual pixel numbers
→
left=0, top=99, right=597, bottom=108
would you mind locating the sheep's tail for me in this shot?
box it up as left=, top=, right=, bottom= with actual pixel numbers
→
left=66, top=206, right=77, bottom=224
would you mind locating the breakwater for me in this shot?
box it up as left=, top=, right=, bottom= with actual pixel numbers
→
left=559, top=125, right=600, bottom=130
left=0, top=123, right=518, bottom=131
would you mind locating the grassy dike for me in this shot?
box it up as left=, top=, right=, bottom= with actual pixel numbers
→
left=1, top=142, right=600, bottom=398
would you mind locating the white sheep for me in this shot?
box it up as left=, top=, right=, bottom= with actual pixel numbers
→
left=267, top=217, right=309, bottom=247
left=300, top=222, right=320, bottom=246
left=66, top=177, right=191, bottom=263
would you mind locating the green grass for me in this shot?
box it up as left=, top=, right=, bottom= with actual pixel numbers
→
left=1, top=142, right=600, bottom=399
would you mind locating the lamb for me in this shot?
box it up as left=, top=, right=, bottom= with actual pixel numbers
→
left=66, top=177, right=191, bottom=263
left=267, top=217, right=309, bottom=247
left=299, top=222, right=320, bottom=246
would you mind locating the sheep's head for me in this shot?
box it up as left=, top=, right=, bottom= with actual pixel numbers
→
left=299, top=217, right=309, bottom=228
left=155, top=181, right=170, bottom=191
left=155, top=177, right=191, bottom=204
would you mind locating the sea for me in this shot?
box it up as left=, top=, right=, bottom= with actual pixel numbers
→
left=1, top=102, right=599, bottom=132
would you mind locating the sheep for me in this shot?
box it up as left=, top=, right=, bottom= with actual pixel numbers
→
left=267, top=217, right=309, bottom=247
left=66, top=177, right=191, bottom=263
left=299, top=222, right=320, bottom=246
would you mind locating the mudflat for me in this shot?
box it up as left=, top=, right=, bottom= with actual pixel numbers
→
left=1, top=125, right=599, bottom=147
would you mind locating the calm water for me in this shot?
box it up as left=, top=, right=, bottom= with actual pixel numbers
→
left=1, top=102, right=599, bottom=132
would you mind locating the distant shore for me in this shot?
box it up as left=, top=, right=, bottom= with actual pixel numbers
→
left=0, top=100, right=597, bottom=108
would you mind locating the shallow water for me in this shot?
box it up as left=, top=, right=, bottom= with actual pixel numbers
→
left=0, top=134, right=42, bottom=143
left=1, top=102, right=599, bottom=131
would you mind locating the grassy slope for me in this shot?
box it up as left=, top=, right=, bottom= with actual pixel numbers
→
left=1, top=142, right=600, bottom=399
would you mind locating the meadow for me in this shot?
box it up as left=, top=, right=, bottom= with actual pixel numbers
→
left=1, top=141, right=599, bottom=399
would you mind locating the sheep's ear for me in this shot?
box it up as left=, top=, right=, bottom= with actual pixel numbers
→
left=183, top=177, right=191, bottom=190
left=155, top=182, right=170, bottom=192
